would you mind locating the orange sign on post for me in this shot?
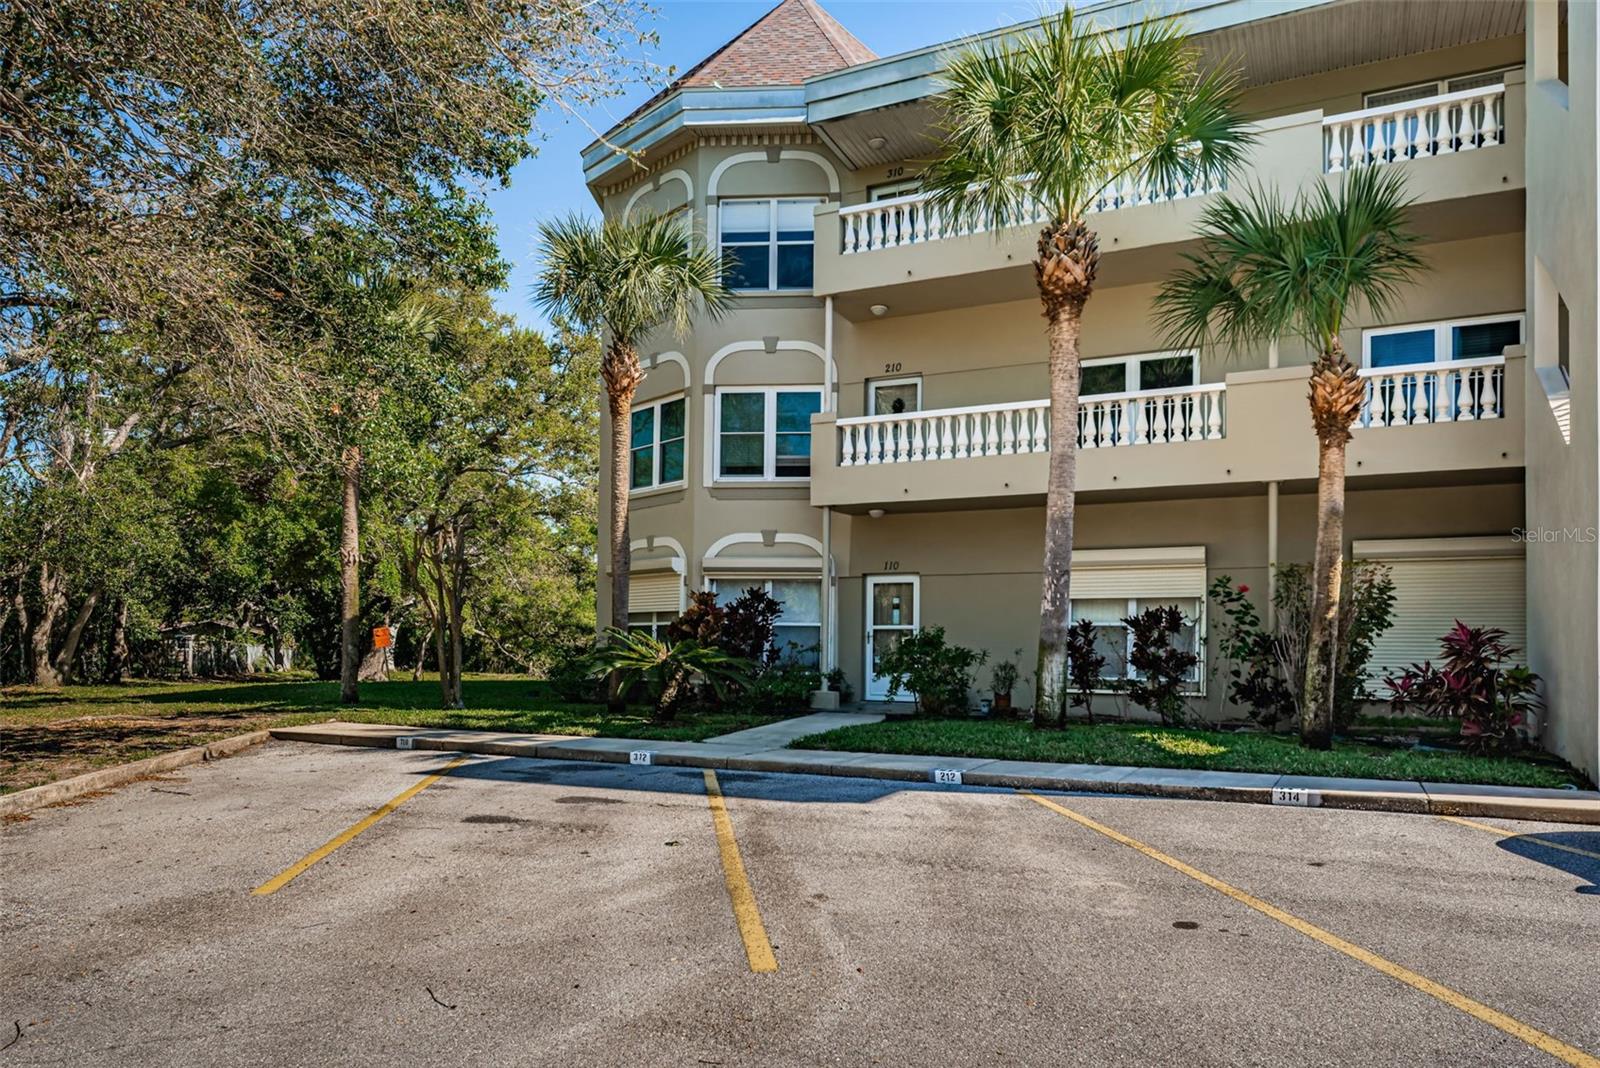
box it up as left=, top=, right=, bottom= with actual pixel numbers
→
left=372, top=625, right=392, bottom=650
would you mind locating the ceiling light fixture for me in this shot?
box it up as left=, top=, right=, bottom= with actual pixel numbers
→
left=868, top=508, right=886, bottom=519
left=867, top=136, right=888, bottom=150
left=869, top=304, right=889, bottom=317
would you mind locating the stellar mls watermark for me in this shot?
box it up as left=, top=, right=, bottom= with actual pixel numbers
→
left=1511, top=526, right=1600, bottom=543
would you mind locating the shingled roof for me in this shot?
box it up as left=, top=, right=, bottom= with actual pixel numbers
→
left=676, top=0, right=877, bottom=89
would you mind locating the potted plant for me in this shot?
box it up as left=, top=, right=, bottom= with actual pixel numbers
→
left=990, top=651, right=1021, bottom=714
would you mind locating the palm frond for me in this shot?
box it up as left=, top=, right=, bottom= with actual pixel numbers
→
left=922, top=7, right=1251, bottom=231
left=533, top=212, right=732, bottom=348
left=1153, top=168, right=1425, bottom=362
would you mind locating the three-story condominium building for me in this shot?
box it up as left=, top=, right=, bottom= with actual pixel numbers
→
left=581, top=0, right=1599, bottom=782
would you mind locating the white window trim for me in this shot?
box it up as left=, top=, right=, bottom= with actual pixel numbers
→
left=717, top=197, right=823, bottom=293
left=868, top=178, right=922, bottom=201
left=1081, top=349, right=1199, bottom=395
left=712, top=386, right=823, bottom=483
left=867, top=375, right=923, bottom=414
left=629, top=394, right=688, bottom=493
left=1068, top=596, right=1206, bottom=694
left=1361, top=312, right=1525, bottom=369
left=1363, top=66, right=1522, bottom=107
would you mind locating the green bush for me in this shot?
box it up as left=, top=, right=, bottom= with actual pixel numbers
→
left=589, top=628, right=754, bottom=721
left=744, top=661, right=819, bottom=714
left=876, top=626, right=986, bottom=716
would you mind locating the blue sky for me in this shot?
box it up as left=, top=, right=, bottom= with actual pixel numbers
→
left=488, top=0, right=1060, bottom=330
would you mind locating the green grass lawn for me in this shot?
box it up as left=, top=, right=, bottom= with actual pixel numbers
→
left=788, top=718, right=1588, bottom=790
left=1, top=675, right=785, bottom=795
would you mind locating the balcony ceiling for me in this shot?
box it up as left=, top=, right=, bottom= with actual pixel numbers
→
left=813, top=0, right=1525, bottom=172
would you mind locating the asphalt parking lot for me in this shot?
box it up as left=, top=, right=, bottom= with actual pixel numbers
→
left=3, top=741, right=1598, bottom=1067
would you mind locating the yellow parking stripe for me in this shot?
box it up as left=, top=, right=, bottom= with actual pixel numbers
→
left=1023, top=792, right=1600, bottom=1068
left=703, top=770, right=778, bottom=973
left=1439, top=815, right=1600, bottom=864
left=253, top=757, right=470, bottom=896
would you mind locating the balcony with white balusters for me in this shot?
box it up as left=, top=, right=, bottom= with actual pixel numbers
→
left=812, top=73, right=1524, bottom=319
left=809, top=354, right=1525, bottom=514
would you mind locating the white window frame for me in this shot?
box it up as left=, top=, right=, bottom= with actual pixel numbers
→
left=868, top=178, right=922, bottom=201
left=1361, top=313, right=1525, bottom=369
left=1363, top=67, right=1521, bottom=108
left=626, top=611, right=675, bottom=639
left=1080, top=350, right=1199, bottom=395
left=1068, top=596, right=1205, bottom=692
left=628, top=394, right=688, bottom=494
left=712, top=386, right=824, bottom=483
left=717, top=197, right=823, bottom=293
left=708, top=576, right=823, bottom=664
left=867, top=375, right=923, bottom=415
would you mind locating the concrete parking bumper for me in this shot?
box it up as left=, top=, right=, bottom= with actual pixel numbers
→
left=265, top=720, right=1600, bottom=825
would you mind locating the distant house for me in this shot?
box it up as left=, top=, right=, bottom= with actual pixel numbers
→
left=162, top=621, right=292, bottom=677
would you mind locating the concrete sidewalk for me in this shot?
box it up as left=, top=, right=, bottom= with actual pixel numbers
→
left=267, top=720, right=1600, bottom=825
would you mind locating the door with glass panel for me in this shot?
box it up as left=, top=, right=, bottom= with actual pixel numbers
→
left=865, top=575, right=918, bottom=701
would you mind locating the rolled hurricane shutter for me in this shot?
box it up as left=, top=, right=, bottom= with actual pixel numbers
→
left=627, top=571, right=684, bottom=615
left=1069, top=546, right=1208, bottom=600
left=1354, top=539, right=1526, bottom=680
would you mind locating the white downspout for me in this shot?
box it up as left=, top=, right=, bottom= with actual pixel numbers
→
left=1266, top=481, right=1280, bottom=629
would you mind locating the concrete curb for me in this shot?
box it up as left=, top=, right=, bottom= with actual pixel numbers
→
left=0, top=730, right=273, bottom=817
left=266, top=722, right=1600, bottom=826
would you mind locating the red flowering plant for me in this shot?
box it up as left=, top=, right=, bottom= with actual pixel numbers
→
left=1385, top=622, right=1543, bottom=754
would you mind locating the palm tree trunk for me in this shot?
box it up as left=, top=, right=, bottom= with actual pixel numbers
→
left=1032, top=218, right=1098, bottom=727
left=602, top=339, right=644, bottom=714
left=1300, top=342, right=1364, bottom=749
left=1301, top=439, right=1347, bottom=749
left=339, top=444, right=362, bottom=705
left=1036, top=304, right=1086, bottom=726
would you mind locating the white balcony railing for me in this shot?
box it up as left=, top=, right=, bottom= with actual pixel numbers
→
left=1356, top=356, right=1505, bottom=428
left=838, top=167, right=1225, bottom=255
left=1324, top=84, right=1504, bottom=173
left=836, top=383, right=1226, bottom=466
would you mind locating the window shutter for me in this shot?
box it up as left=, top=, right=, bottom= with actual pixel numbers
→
left=1070, top=547, right=1207, bottom=599
left=628, top=572, right=683, bottom=614
left=1360, top=555, right=1526, bottom=679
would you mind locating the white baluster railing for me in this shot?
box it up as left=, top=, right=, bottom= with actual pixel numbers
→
left=836, top=384, right=1226, bottom=466
left=1356, top=356, right=1505, bottom=428
left=1324, top=84, right=1504, bottom=174
left=838, top=161, right=1225, bottom=255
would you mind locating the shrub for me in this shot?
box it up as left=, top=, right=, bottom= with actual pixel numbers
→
left=721, top=586, right=782, bottom=665
left=589, top=627, right=754, bottom=721
left=990, top=651, right=1021, bottom=699
left=1208, top=578, right=1293, bottom=728
left=1275, top=562, right=1396, bottom=730
left=876, top=626, right=987, bottom=716
left=1123, top=606, right=1198, bottom=726
left=1058, top=618, right=1107, bottom=724
left=667, top=591, right=724, bottom=645
left=825, top=667, right=854, bottom=704
left=1385, top=622, right=1543, bottom=753
left=548, top=643, right=605, bottom=703
left=744, top=661, right=819, bottom=714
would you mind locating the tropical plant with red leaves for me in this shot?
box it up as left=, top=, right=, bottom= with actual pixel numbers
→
left=1385, top=622, right=1542, bottom=753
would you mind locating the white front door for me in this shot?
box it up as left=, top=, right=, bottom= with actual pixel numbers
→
left=865, top=574, right=919, bottom=701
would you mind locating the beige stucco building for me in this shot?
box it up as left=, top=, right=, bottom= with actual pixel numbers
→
left=581, top=0, right=1599, bottom=782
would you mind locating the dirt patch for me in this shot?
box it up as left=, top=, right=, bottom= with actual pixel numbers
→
left=0, top=714, right=282, bottom=795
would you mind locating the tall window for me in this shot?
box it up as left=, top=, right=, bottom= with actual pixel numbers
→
left=715, top=388, right=822, bottom=481
left=1069, top=597, right=1201, bottom=685
left=1362, top=314, right=1524, bottom=368
left=630, top=397, right=686, bottom=490
left=711, top=578, right=822, bottom=667
left=719, top=199, right=821, bottom=291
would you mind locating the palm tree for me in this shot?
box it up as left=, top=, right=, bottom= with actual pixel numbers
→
left=534, top=213, right=732, bottom=711
left=920, top=9, right=1252, bottom=725
left=1152, top=166, right=1425, bottom=748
